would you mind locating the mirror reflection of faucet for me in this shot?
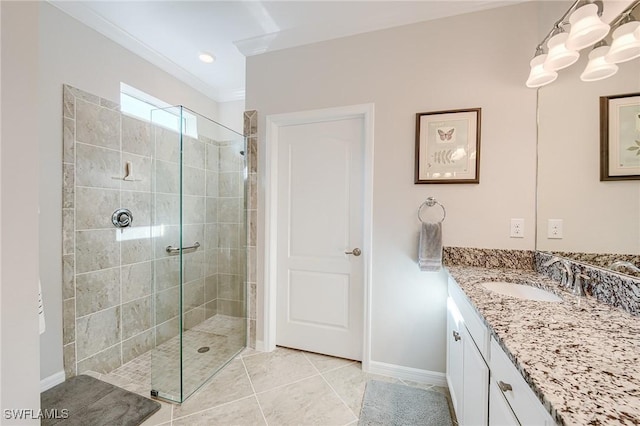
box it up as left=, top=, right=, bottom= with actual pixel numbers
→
left=608, top=261, right=640, bottom=274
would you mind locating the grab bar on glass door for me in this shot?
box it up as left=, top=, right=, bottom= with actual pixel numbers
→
left=166, top=242, right=200, bottom=254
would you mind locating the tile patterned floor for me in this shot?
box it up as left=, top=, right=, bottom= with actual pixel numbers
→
left=93, top=346, right=454, bottom=426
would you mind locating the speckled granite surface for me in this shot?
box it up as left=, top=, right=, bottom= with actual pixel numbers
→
left=447, top=266, right=640, bottom=426
left=547, top=251, right=640, bottom=279
left=443, top=247, right=535, bottom=270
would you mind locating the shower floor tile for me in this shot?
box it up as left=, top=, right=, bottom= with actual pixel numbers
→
left=95, top=329, right=456, bottom=426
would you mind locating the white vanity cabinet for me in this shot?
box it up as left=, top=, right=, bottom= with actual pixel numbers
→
left=447, top=278, right=489, bottom=426
left=447, top=276, right=555, bottom=426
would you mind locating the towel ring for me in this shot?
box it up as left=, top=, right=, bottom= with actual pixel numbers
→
left=418, top=197, right=446, bottom=224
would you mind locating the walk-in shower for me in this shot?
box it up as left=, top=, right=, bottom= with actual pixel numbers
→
left=61, top=85, right=247, bottom=405
left=149, top=106, right=247, bottom=402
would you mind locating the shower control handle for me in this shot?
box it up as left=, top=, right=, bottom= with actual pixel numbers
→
left=112, top=209, right=133, bottom=228
left=345, top=248, right=361, bottom=256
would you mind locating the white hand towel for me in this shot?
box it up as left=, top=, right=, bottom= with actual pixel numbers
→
left=418, top=222, right=443, bottom=271
left=38, top=280, right=46, bottom=334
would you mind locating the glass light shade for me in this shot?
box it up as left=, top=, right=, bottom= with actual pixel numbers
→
left=566, top=3, right=610, bottom=51
left=526, top=54, right=558, bottom=88
left=580, top=45, right=618, bottom=81
left=605, top=21, right=640, bottom=63
left=544, top=32, right=580, bottom=71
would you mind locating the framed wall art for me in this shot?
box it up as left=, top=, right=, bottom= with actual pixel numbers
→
left=600, top=92, right=640, bottom=181
left=415, top=108, right=481, bottom=184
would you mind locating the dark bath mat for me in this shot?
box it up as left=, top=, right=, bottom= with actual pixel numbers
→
left=358, top=380, right=453, bottom=426
left=41, top=375, right=161, bottom=426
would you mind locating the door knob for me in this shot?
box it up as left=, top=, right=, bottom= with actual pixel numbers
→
left=345, top=248, right=362, bottom=256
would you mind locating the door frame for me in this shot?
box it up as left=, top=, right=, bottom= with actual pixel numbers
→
left=264, top=103, right=375, bottom=370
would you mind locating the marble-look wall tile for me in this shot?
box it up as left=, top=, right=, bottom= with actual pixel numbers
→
left=248, top=174, right=257, bottom=210
left=63, top=343, right=76, bottom=378
left=63, top=117, right=75, bottom=163
left=247, top=136, right=257, bottom=174
left=155, top=287, right=180, bottom=324
left=206, top=198, right=218, bottom=223
left=205, top=275, right=218, bottom=303
left=63, top=164, right=74, bottom=209
left=76, top=229, right=119, bottom=274
left=122, top=115, right=151, bottom=157
left=122, top=329, right=154, bottom=365
left=219, top=223, right=240, bottom=249
left=183, top=307, right=205, bottom=330
left=183, top=166, right=205, bottom=196
left=183, top=196, right=205, bottom=225
left=155, top=160, right=179, bottom=194
left=77, top=344, right=122, bottom=375
left=248, top=247, right=257, bottom=284
left=122, top=296, right=152, bottom=340
left=155, top=193, right=180, bottom=225
left=75, top=187, right=119, bottom=230
left=183, top=250, right=204, bottom=283
left=219, top=172, right=241, bottom=198
left=121, top=191, right=151, bottom=227
left=250, top=283, right=257, bottom=320
left=122, top=261, right=152, bottom=303
left=63, top=298, right=75, bottom=345
left=183, top=224, right=205, bottom=251
left=154, top=257, right=180, bottom=292
left=100, top=97, right=119, bottom=111
left=154, top=127, right=181, bottom=163
left=121, top=153, right=151, bottom=193
left=205, top=224, right=219, bottom=251
left=218, top=274, right=244, bottom=300
left=76, top=267, right=120, bottom=317
left=121, top=235, right=152, bottom=265
left=205, top=301, right=218, bottom=319
left=75, top=99, right=120, bottom=149
left=218, top=198, right=243, bottom=223
left=219, top=145, right=244, bottom=172
left=62, top=209, right=74, bottom=255
left=67, top=86, right=100, bottom=105
left=62, top=254, right=75, bottom=300
left=63, top=85, right=75, bottom=119
left=76, top=306, right=121, bottom=360
left=205, top=249, right=219, bottom=276
left=249, top=210, right=257, bottom=246
left=206, top=143, right=219, bottom=172
left=184, top=278, right=205, bottom=311
left=75, top=143, right=120, bottom=189
left=155, top=317, right=179, bottom=346
left=183, top=136, right=206, bottom=170
left=218, top=299, right=245, bottom=318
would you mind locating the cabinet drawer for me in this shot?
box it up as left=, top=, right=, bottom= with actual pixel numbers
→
left=448, top=277, right=489, bottom=358
left=489, top=337, right=554, bottom=426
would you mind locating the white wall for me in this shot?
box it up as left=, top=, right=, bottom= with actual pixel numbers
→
left=1, top=2, right=41, bottom=422
left=247, top=3, right=539, bottom=372
left=218, top=100, right=246, bottom=135
left=38, top=2, right=222, bottom=381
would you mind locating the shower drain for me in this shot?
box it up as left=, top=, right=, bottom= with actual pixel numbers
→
left=197, top=346, right=210, bottom=353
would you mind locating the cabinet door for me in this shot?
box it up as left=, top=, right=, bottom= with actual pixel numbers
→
left=447, top=301, right=464, bottom=418
left=489, top=381, right=519, bottom=426
left=462, top=327, right=489, bottom=426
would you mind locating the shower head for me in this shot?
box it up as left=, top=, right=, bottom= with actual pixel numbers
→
left=239, top=150, right=245, bottom=156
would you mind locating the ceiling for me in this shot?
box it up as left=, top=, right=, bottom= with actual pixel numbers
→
left=50, top=1, right=524, bottom=103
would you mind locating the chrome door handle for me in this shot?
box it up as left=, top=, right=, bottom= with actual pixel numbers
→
left=345, top=248, right=361, bottom=256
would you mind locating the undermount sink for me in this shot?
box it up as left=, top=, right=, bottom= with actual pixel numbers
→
left=481, top=281, right=562, bottom=302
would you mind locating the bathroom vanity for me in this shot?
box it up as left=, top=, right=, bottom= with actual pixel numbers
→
left=445, top=263, right=640, bottom=425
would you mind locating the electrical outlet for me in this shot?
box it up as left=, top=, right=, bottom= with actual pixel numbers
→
left=548, top=219, right=563, bottom=239
left=510, top=218, right=524, bottom=238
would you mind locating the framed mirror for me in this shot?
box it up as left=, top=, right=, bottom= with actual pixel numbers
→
left=536, top=1, right=640, bottom=278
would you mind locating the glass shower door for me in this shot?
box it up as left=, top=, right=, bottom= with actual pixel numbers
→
left=150, top=106, right=247, bottom=403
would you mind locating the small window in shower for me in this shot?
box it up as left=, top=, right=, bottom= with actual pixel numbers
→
left=120, top=83, right=198, bottom=137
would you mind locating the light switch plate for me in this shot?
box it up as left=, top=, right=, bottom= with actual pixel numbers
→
left=548, top=219, right=563, bottom=239
left=510, top=218, right=524, bottom=238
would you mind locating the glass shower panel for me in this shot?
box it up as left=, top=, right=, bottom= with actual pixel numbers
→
left=150, top=106, right=247, bottom=403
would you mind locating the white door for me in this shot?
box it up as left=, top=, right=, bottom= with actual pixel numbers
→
left=275, top=116, right=364, bottom=360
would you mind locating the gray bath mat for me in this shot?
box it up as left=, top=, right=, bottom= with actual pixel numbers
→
left=358, top=380, right=453, bottom=426
left=41, top=375, right=161, bottom=426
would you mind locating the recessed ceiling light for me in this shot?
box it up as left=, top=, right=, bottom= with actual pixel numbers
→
left=198, top=52, right=215, bottom=64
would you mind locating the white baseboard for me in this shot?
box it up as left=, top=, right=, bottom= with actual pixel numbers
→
left=41, top=370, right=65, bottom=392
left=366, top=360, right=447, bottom=387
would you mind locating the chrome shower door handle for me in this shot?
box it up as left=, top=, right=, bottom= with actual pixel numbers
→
left=345, top=248, right=361, bottom=256
left=166, top=242, right=201, bottom=254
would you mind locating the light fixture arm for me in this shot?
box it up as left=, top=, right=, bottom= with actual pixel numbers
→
left=533, top=0, right=604, bottom=55
left=609, top=0, right=640, bottom=29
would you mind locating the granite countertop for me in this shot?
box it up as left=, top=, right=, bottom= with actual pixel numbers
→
left=447, top=265, right=640, bottom=426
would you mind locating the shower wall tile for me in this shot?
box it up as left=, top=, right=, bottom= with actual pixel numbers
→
left=76, top=267, right=120, bottom=317
left=205, top=224, right=219, bottom=251
left=219, top=172, right=242, bottom=197
left=67, top=86, right=100, bottom=105
left=244, top=110, right=258, bottom=348
left=183, top=136, right=206, bottom=169
left=206, top=143, right=219, bottom=171
left=155, top=160, right=179, bottom=194
left=205, top=301, right=217, bottom=319
left=183, top=196, right=205, bottom=225
left=76, top=229, right=120, bottom=274
left=63, top=343, right=76, bottom=378
left=183, top=251, right=204, bottom=283
left=63, top=298, right=76, bottom=346
left=217, top=299, right=245, bottom=318
left=75, top=99, right=120, bottom=149
left=121, top=191, right=151, bottom=227
left=154, top=127, right=181, bottom=163
left=184, top=278, right=205, bottom=311
left=249, top=210, right=257, bottom=246
left=155, top=287, right=180, bottom=324
left=250, top=283, right=257, bottom=320
left=248, top=247, right=257, bottom=284
left=62, top=209, right=74, bottom=255
left=219, top=145, right=243, bottom=172
left=100, top=97, right=119, bottom=111
left=154, top=224, right=180, bottom=259
left=248, top=173, right=257, bottom=210
left=121, top=235, right=152, bottom=265
left=122, top=153, right=152, bottom=192
left=122, top=115, right=151, bottom=157
left=205, top=275, right=218, bottom=303
left=122, top=329, right=154, bottom=365
left=219, top=274, right=243, bottom=300
left=183, top=166, right=206, bottom=196
left=183, top=307, right=205, bottom=330
left=122, top=296, right=152, bottom=340
left=205, top=249, right=219, bottom=276
left=219, top=223, right=240, bottom=249
left=206, top=170, right=219, bottom=198
left=154, top=257, right=180, bottom=292
left=76, top=306, right=121, bottom=360
left=183, top=224, right=205, bottom=251
left=155, top=317, right=179, bottom=346
left=248, top=136, right=257, bottom=174
left=63, top=164, right=74, bottom=209
left=76, top=187, right=119, bottom=230
left=122, top=261, right=152, bottom=303
left=155, top=193, right=180, bottom=225
left=63, top=117, right=75, bottom=163
left=63, top=86, right=75, bottom=119
left=77, top=344, right=122, bottom=375
left=76, top=143, right=120, bottom=189
left=62, top=254, right=75, bottom=300
left=218, top=198, right=243, bottom=223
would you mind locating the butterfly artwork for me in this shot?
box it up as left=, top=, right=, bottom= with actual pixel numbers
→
left=437, top=128, right=455, bottom=142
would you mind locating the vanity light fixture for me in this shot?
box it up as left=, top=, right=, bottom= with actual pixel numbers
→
left=580, top=41, right=619, bottom=81
left=198, top=51, right=216, bottom=64
left=527, top=0, right=640, bottom=88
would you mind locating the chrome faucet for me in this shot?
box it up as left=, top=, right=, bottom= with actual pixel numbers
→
left=542, top=257, right=574, bottom=289
left=608, top=261, right=640, bottom=274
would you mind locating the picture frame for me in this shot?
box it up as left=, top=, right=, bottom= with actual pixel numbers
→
left=414, top=108, right=481, bottom=184
left=600, top=92, right=640, bottom=181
